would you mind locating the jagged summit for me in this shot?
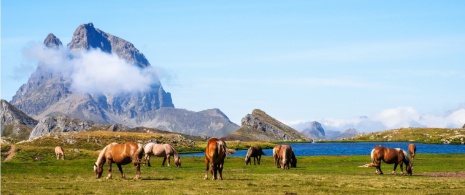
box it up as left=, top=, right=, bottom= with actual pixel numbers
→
left=8, top=23, right=238, bottom=138
left=67, top=22, right=150, bottom=68
left=222, top=109, right=311, bottom=141
left=43, top=33, right=62, bottom=48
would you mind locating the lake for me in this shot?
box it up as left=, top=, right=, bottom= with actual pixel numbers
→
left=181, top=142, right=465, bottom=157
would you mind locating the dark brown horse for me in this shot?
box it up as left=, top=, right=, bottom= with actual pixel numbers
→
left=204, top=138, right=235, bottom=180
left=367, top=146, right=413, bottom=175
left=273, top=145, right=296, bottom=169
left=245, top=146, right=265, bottom=165
left=94, top=142, right=144, bottom=179
left=408, top=143, right=416, bottom=160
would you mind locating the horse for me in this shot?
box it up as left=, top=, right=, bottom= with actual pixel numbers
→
left=204, top=138, right=235, bottom=180
left=273, top=145, right=296, bottom=169
left=366, top=146, right=413, bottom=175
left=408, top=143, right=416, bottom=160
left=54, top=146, right=65, bottom=160
left=245, top=146, right=265, bottom=165
left=93, top=142, right=144, bottom=180
left=143, top=143, right=181, bottom=167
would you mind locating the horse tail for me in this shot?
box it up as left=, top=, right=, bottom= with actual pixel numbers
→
left=135, top=143, right=144, bottom=163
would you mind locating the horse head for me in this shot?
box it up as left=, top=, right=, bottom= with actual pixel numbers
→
left=406, top=163, right=413, bottom=176
left=175, top=156, right=181, bottom=168
left=244, top=156, right=251, bottom=165
left=94, top=163, right=103, bottom=179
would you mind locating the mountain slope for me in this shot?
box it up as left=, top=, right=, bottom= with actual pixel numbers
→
left=9, top=23, right=237, bottom=137
left=1, top=99, right=38, bottom=140
left=223, top=109, right=311, bottom=141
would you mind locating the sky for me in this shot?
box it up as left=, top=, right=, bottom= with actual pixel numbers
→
left=2, top=1, right=465, bottom=132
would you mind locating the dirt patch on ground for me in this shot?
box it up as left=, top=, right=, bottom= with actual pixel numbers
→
left=424, top=172, right=465, bottom=178
left=4, top=145, right=16, bottom=162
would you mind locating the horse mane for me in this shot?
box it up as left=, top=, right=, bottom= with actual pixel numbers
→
left=96, top=143, right=117, bottom=166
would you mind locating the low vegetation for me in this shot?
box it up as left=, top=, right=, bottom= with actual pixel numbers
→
left=345, top=128, right=465, bottom=144
left=2, top=145, right=464, bottom=194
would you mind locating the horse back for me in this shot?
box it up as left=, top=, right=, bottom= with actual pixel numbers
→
left=107, top=142, right=141, bottom=165
left=205, top=138, right=226, bottom=164
left=408, top=143, right=416, bottom=153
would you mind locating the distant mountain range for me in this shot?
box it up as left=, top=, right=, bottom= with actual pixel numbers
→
left=7, top=23, right=239, bottom=138
left=296, top=121, right=359, bottom=140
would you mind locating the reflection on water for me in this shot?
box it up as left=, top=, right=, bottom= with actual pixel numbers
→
left=181, top=142, right=465, bottom=157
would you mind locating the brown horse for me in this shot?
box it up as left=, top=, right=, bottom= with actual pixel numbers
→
left=55, top=146, right=65, bottom=160
left=245, top=146, right=265, bottom=165
left=408, top=143, right=416, bottom=160
left=367, top=146, right=413, bottom=175
left=93, top=142, right=144, bottom=180
left=273, top=145, right=296, bottom=169
left=143, top=143, right=181, bottom=167
left=204, top=138, right=235, bottom=180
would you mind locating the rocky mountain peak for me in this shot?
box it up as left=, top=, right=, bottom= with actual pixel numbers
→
left=67, top=22, right=149, bottom=68
left=301, top=121, right=326, bottom=139
left=43, top=33, right=62, bottom=48
left=223, top=109, right=311, bottom=141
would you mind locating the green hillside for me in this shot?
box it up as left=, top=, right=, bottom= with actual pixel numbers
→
left=347, top=127, right=465, bottom=144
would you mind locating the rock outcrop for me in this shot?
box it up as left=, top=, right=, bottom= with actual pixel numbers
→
left=1, top=99, right=38, bottom=140
left=223, top=109, right=311, bottom=142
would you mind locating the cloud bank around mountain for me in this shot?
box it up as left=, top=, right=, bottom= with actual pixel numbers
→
left=293, top=106, right=465, bottom=133
left=24, top=44, right=160, bottom=95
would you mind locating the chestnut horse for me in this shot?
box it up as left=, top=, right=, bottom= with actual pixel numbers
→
left=54, top=146, right=65, bottom=160
left=273, top=145, right=297, bottom=169
left=143, top=143, right=181, bottom=167
left=245, top=146, right=265, bottom=165
left=367, top=146, right=413, bottom=175
left=204, top=138, right=235, bottom=180
left=93, top=142, right=144, bottom=179
left=408, top=143, right=416, bottom=160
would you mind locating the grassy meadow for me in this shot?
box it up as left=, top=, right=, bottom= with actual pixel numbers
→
left=2, top=145, right=465, bottom=195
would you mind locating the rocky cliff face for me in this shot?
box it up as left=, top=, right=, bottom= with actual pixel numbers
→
left=9, top=23, right=237, bottom=138
left=301, top=121, right=326, bottom=140
left=1, top=99, right=38, bottom=140
left=223, top=109, right=311, bottom=141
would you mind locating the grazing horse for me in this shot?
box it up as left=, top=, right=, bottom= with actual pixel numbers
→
left=93, top=142, right=144, bottom=180
left=245, top=146, right=265, bottom=165
left=367, top=146, right=413, bottom=175
left=408, top=143, right=416, bottom=160
left=204, top=138, right=235, bottom=180
left=143, top=143, right=181, bottom=167
left=273, top=145, right=296, bottom=169
left=54, top=146, right=65, bottom=160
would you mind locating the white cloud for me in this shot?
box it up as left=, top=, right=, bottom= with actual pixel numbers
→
left=23, top=44, right=160, bottom=95
left=293, top=106, right=465, bottom=133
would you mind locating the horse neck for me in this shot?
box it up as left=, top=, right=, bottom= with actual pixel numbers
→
left=95, top=145, right=109, bottom=166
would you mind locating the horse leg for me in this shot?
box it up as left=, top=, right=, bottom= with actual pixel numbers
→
left=162, top=156, right=167, bottom=167
left=134, top=163, right=141, bottom=180
left=167, top=155, right=171, bottom=167
left=392, top=163, right=399, bottom=175
left=258, top=156, right=261, bottom=165
left=218, top=162, right=224, bottom=180
left=204, top=161, right=210, bottom=180
left=253, top=156, right=256, bottom=165
left=56, top=153, right=59, bottom=160
left=116, top=164, right=125, bottom=179
left=212, top=163, right=217, bottom=180
left=106, top=161, right=113, bottom=179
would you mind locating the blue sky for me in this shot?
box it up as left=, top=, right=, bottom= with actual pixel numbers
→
left=2, top=1, right=465, bottom=132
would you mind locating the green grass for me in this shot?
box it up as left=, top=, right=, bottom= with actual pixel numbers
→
left=2, top=147, right=465, bottom=194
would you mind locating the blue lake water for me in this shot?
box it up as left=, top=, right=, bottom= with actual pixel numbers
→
left=181, top=142, right=465, bottom=157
